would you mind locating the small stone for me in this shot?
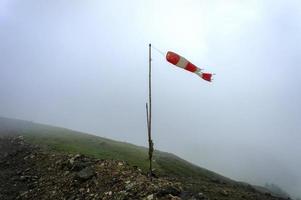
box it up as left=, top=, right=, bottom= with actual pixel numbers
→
left=76, top=167, right=95, bottom=181
left=69, top=154, right=81, bottom=165
left=55, top=159, right=62, bottom=165
left=220, top=190, right=228, bottom=196
left=196, top=192, right=208, bottom=200
left=125, top=182, right=135, bottom=191
left=156, top=185, right=181, bottom=197
left=147, top=194, right=154, bottom=200
left=169, top=194, right=181, bottom=200
left=105, top=191, right=112, bottom=196
left=20, top=191, right=28, bottom=196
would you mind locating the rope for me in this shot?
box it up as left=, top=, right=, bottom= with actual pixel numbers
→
left=151, top=45, right=165, bottom=57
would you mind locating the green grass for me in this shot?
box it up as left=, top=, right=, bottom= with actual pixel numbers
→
left=0, top=117, right=229, bottom=181
left=22, top=126, right=153, bottom=172
left=0, top=117, right=293, bottom=199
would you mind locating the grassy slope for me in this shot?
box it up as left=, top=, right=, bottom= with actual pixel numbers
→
left=0, top=117, right=227, bottom=182
left=1, top=117, right=288, bottom=199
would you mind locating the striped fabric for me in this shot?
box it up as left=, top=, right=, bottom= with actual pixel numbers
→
left=166, top=51, right=213, bottom=82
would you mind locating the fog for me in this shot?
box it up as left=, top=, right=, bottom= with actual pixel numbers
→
left=1, top=0, right=301, bottom=198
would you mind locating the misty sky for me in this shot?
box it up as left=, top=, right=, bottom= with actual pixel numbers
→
left=1, top=0, right=301, bottom=198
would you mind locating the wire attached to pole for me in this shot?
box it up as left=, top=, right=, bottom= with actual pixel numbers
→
left=151, top=45, right=165, bottom=57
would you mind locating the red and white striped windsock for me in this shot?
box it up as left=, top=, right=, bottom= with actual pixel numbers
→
left=166, top=51, right=213, bottom=82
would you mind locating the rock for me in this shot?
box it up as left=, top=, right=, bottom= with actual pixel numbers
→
left=20, top=176, right=26, bottom=181
left=55, top=159, right=62, bottom=165
left=125, top=182, right=135, bottom=191
left=105, top=191, right=112, bottom=196
left=24, top=168, right=30, bottom=172
left=69, top=154, right=81, bottom=165
left=68, top=154, right=91, bottom=171
left=76, top=167, right=95, bottom=181
left=0, top=135, right=291, bottom=200
left=19, top=191, right=29, bottom=197
left=71, top=162, right=89, bottom=171
left=220, top=189, right=228, bottom=196
left=146, top=194, right=154, bottom=200
left=156, top=185, right=181, bottom=197
left=195, top=192, right=209, bottom=200
left=169, top=194, right=181, bottom=200
left=64, top=171, right=70, bottom=176
left=118, top=190, right=128, bottom=199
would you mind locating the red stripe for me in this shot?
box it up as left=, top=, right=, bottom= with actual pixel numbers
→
left=185, top=62, right=198, bottom=72
left=166, top=51, right=180, bottom=65
left=202, top=73, right=212, bottom=82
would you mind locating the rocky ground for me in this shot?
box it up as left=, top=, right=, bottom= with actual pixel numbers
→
left=0, top=136, right=291, bottom=200
left=0, top=136, right=207, bottom=200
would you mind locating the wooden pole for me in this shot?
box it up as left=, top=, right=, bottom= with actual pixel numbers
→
left=147, top=43, right=153, bottom=180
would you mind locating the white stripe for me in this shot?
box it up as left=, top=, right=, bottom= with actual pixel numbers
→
left=176, top=56, right=189, bottom=69
left=194, top=68, right=202, bottom=75
left=195, top=71, right=203, bottom=78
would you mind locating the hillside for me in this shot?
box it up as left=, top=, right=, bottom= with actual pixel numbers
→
left=0, top=117, right=229, bottom=181
left=0, top=117, right=291, bottom=200
left=1, top=136, right=202, bottom=200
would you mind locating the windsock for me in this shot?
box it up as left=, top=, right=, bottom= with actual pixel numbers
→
left=166, top=51, right=213, bottom=82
